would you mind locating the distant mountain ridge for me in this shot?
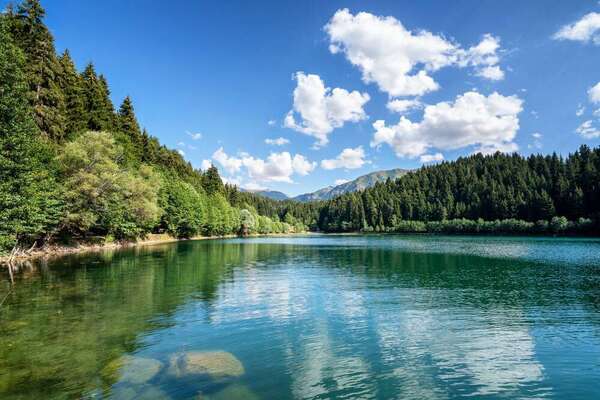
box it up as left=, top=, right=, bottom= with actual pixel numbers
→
left=293, top=168, right=410, bottom=202
left=243, top=168, right=410, bottom=202
left=242, top=189, right=290, bottom=201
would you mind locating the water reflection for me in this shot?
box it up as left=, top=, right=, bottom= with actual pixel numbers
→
left=0, top=236, right=600, bottom=399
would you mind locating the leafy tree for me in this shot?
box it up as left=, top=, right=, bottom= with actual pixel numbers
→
left=57, top=131, right=160, bottom=239
left=158, top=179, right=206, bottom=238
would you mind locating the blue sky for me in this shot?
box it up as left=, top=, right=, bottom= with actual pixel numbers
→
left=13, top=0, right=600, bottom=196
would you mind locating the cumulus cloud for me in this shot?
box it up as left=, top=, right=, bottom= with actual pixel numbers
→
left=387, top=99, right=422, bottom=114
left=242, top=152, right=316, bottom=182
left=589, top=82, right=600, bottom=103
left=321, top=146, right=367, bottom=170
left=553, top=12, right=600, bottom=44
left=576, top=104, right=586, bottom=116
left=212, top=147, right=243, bottom=174
left=265, top=137, right=290, bottom=146
left=334, top=179, right=350, bottom=186
left=474, top=142, right=519, bottom=155
left=201, top=159, right=212, bottom=170
left=186, top=131, right=202, bottom=140
left=284, top=72, right=370, bottom=147
left=325, top=9, right=505, bottom=97
left=420, top=153, right=444, bottom=163
left=371, top=91, right=523, bottom=158
left=210, top=148, right=316, bottom=183
left=267, top=119, right=277, bottom=126
left=243, top=182, right=267, bottom=191
left=177, top=149, right=185, bottom=156
left=576, top=120, right=600, bottom=138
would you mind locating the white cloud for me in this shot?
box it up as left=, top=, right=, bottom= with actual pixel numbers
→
left=212, top=147, right=243, bottom=174
left=529, top=132, right=543, bottom=149
left=321, top=146, right=367, bottom=170
left=177, top=149, right=185, bottom=156
left=334, top=179, right=350, bottom=186
left=186, top=131, right=202, bottom=140
left=267, top=119, right=277, bottom=126
left=265, top=137, right=290, bottom=146
left=576, top=120, right=600, bottom=138
left=588, top=82, right=600, bottom=104
left=371, top=91, right=523, bottom=158
left=325, top=9, right=505, bottom=97
left=594, top=108, right=600, bottom=117
left=201, top=159, right=212, bottom=170
left=243, top=182, right=267, bottom=191
left=386, top=99, right=422, bottom=114
left=553, top=12, right=600, bottom=44
left=474, top=142, right=519, bottom=155
left=242, top=152, right=316, bottom=183
left=210, top=148, right=316, bottom=183
left=222, top=176, right=242, bottom=186
left=177, top=141, right=185, bottom=147
left=284, top=72, right=370, bottom=147
left=576, top=104, right=586, bottom=116
left=420, top=153, right=444, bottom=163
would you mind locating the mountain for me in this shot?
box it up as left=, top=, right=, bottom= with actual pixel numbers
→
left=244, top=189, right=290, bottom=201
left=293, top=168, right=410, bottom=202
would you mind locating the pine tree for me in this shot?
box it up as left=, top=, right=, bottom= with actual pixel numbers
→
left=117, top=96, right=144, bottom=161
left=203, top=165, right=225, bottom=195
left=9, top=0, right=67, bottom=141
left=0, top=16, right=62, bottom=251
left=82, top=63, right=114, bottom=131
left=57, top=49, right=86, bottom=138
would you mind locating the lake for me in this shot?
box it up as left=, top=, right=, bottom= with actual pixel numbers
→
left=1, top=235, right=600, bottom=399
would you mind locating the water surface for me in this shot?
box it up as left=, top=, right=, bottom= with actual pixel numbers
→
left=1, top=235, right=600, bottom=399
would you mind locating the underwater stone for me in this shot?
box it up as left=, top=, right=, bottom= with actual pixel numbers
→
left=101, top=355, right=163, bottom=384
left=168, top=351, right=244, bottom=380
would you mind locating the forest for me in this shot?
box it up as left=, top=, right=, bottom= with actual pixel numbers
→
left=0, top=0, right=307, bottom=255
left=1, top=0, right=599, bottom=257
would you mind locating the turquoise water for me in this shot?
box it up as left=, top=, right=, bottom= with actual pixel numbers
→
left=1, top=235, right=600, bottom=399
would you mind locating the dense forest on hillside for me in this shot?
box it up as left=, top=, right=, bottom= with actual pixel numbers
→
left=0, top=0, right=307, bottom=255
left=317, top=148, right=600, bottom=234
left=1, top=1, right=599, bottom=257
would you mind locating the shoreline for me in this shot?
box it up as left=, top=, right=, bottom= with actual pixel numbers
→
left=0, top=232, right=312, bottom=266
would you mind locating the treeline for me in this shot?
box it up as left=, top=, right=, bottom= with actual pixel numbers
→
left=316, top=148, right=600, bottom=234
left=0, top=1, right=305, bottom=254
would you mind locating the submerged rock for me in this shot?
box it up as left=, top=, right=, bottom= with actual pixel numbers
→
left=208, top=383, right=260, bottom=400
left=101, top=355, right=163, bottom=384
left=111, top=385, right=171, bottom=400
left=167, top=351, right=244, bottom=380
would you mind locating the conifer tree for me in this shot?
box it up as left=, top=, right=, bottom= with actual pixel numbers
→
left=82, top=63, right=114, bottom=131
left=203, top=165, right=225, bottom=195
left=9, top=0, right=67, bottom=140
left=0, top=16, right=62, bottom=251
left=57, top=49, right=86, bottom=138
left=117, top=96, right=144, bottom=161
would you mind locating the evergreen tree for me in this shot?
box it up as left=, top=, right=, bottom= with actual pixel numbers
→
left=203, top=165, right=225, bottom=195
left=117, top=96, right=143, bottom=161
left=0, top=16, right=62, bottom=251
left=81, top=63, right=114, bottom=131
left=57, top=49, right=86, bottom=138
left=9, top=0, right=67, bottom=140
